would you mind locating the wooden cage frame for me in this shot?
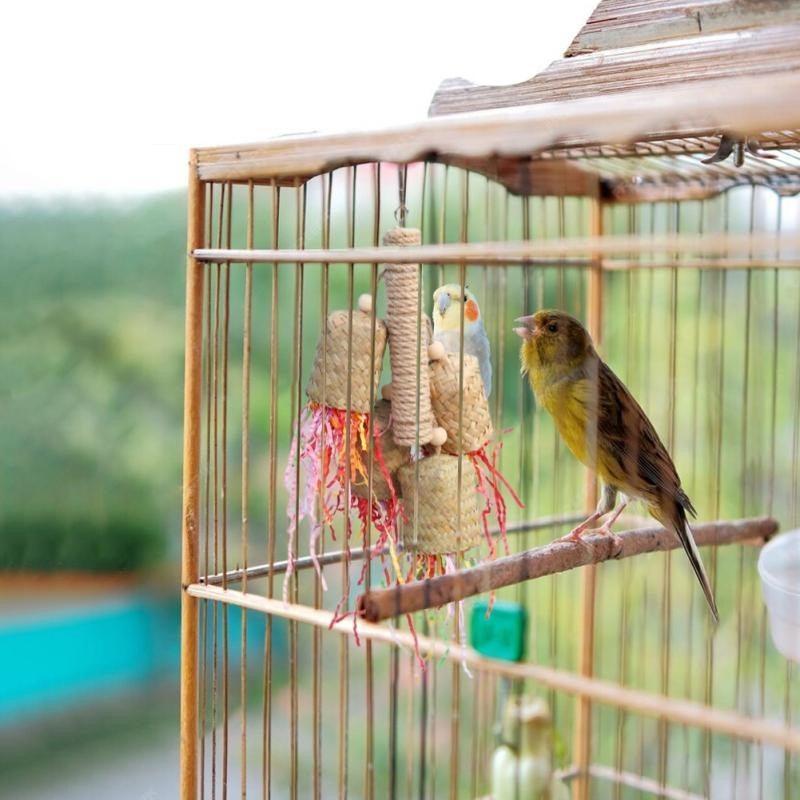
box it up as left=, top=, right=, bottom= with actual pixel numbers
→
left=180, top=14, right=800, bottom=797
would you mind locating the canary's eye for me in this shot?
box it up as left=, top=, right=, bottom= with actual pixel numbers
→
left=547, top=322, right=558, bottom=333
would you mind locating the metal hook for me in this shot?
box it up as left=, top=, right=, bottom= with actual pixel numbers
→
left=395, top=164, right=409, bottom=227
left=702, top=133, right=777, bottom=167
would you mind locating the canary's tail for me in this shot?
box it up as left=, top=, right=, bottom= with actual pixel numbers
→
left=665, top=504, right=719, bottom=623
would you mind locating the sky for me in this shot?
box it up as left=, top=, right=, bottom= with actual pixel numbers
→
left=2, top=0, right=598, bottom=197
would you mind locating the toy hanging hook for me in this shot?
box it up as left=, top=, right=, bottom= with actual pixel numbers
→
left=394, top=164, right=409, bottom=226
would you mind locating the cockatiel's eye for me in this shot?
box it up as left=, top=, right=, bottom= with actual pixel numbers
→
left=547, top=322, right=558, bottom=333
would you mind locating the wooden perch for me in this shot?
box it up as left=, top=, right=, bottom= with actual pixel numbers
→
left=358, top=516, right=778, bottom=623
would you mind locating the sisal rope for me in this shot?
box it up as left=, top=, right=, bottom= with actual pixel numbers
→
left=383, top=227, right=435, bottom=446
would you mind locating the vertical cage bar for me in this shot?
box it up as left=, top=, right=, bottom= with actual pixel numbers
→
left=240, top=181, right=254, bottom=799
left=181, top=152, right=206, bottom=800
left=338, top=165, right=357, bottom=800
left=262, top=182, right=280, bottom=800
left=199, top=186, right=212, bottom=800
left=572, top=195, right=603, bottom=800
left=362, top=162, right=382, bottom=800
left=311, top=173, right=331, bottom=800
left=289, top=182, right=306, bottom=800
left=221, top=184, right=232, bottom=800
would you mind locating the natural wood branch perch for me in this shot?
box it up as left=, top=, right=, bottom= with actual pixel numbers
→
left=358, top=516, right=778, bottom=623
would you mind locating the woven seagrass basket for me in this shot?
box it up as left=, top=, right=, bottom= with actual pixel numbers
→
left=352, top=400, right=410, bottom=501
left=306, top=308, right=387, bottom=412
left=429, top=352, right=493, bottom=455
left=397, top=454, right=482, bottom=555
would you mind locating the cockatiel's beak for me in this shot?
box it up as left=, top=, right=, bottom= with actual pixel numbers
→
left=437, top=292, right=452, bottom=316
left=513, top=315, right=537, bottom=339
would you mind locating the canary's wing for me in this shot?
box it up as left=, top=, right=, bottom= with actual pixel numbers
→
left=593, top=361, right=683, bottom=509
left=595, top=360, right=718, bottom=622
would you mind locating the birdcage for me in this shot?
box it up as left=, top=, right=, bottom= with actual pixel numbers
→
left=179, top=5, right=800, bottom=799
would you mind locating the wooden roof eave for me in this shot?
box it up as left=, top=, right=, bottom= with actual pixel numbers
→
left=429, top=23, right=800, bottom=116
left=194, top=72, right=800, bottom=196
left=564, top=0, right=800, bottom=57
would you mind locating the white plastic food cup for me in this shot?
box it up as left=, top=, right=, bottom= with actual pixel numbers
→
left=758, top=530, right=800, bottom=664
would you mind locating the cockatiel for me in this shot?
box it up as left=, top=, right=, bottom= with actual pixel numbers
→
left=432, top=284, right=492, bottom=397
left=514, top=309, right=719, bottom=623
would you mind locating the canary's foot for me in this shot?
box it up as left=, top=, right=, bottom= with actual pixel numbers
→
left=590, top=500, right=628, bottom=550
left=556, top=527, right=593, bottom=550
left=558, top=511, right=602, bottom=544
left=593, top=523, right=624, bottom=552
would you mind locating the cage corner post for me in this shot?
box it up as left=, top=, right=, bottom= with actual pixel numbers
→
left=572, top=194, right=604, bottom=800
left=180, top=148, right=206, bottom=800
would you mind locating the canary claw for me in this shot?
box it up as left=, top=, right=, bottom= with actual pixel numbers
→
left=594, top=524, right=624, bottom=552
left=556, top=529, right=592, bottom=550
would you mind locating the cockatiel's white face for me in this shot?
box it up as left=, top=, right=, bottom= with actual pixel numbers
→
left=432, top=284, right=483, bottom=334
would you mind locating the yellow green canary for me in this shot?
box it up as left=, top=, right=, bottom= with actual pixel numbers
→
left=514, top=309, right=719, bottom=622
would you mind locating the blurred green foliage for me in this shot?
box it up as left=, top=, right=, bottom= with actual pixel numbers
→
left=0, top=515, right=164, bottom=572
left=0, top=193, right=187, bottom=571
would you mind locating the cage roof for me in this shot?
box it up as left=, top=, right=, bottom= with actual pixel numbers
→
left=429, top=1, right=800, bottom=115
left=194, top=3, right=800, bottom=201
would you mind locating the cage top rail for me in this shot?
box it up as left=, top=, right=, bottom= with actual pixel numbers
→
left=192, top=72, right=800, bottom=184
left=192, top=230, right=800, bottom=266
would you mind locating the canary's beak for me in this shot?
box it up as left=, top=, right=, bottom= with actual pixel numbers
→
left=436, top=292, right=452, bottom=316
left=514, top=315, right=536, bottom=340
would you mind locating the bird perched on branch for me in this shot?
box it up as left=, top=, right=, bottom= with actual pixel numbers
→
left=432, top=284, right=492, bottom=397
left=514, top=309, right=719, bottom=622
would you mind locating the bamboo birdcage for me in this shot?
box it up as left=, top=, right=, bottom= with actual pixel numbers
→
left=180, top=4, right=800, bottom=798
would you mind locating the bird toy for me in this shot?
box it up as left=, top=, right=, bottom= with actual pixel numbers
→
left=283, top=297, right=391, bottom=602
left=351, top=398, right=409, bottom=585
left=431, top=285, right=523, bottom=557
left=381, top=231, right=487, bottom=580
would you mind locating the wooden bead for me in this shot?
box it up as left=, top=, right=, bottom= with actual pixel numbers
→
left=428, top=341, right=446, bottom=361
left=381, top=383, right=393, bottom=401
left=358, top=293, right=373, bottom=314
left=430, top=426, right=448, bottom=447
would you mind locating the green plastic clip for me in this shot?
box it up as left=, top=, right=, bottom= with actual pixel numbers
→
left=469, top=599, right=527, bottom=663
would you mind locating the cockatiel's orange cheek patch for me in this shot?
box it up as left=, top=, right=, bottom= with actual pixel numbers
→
left=465, top=299, right=479, bottom=321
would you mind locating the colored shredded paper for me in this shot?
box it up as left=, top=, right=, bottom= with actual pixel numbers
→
left=469, top=437, right=524, bottom=559
left=283, top=402, right=402, bottom=604
left=283, top=405, right=523, bottom=675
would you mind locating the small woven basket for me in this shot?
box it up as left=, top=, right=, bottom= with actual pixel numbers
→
left=352, top=400, right=410, bottom=501
left=306, top=309, right=387, bottom=413
left=397, top=454, right=482, bottom=555
left=430, top=352, right=493, bottom=455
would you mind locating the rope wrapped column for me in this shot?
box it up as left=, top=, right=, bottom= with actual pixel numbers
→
left=383, top=227, right=436, bottom=447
